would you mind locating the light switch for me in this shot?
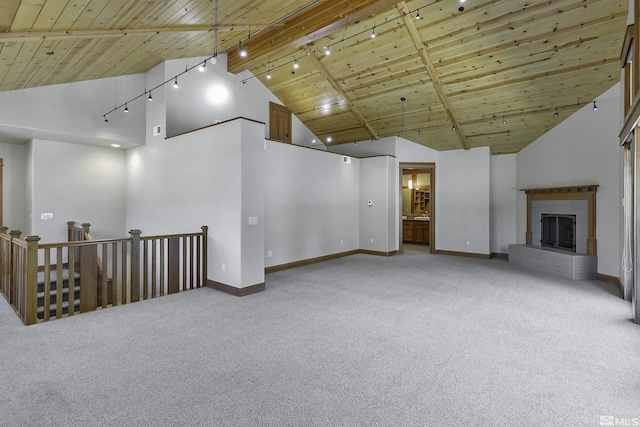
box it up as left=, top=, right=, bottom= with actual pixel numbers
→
left=41, top=213, right=53, bottom=220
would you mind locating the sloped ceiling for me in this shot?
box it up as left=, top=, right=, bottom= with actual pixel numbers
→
left=0, top=0, right=629, bottom=153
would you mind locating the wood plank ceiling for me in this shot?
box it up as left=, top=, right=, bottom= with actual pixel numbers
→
left=0, top=0, right=629, bottom=154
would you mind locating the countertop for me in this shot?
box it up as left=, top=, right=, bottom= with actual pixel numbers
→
left=402, top=216, right=430, bottom=221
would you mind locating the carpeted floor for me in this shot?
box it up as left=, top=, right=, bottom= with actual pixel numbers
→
left=1, top=248, right=638, bottom=426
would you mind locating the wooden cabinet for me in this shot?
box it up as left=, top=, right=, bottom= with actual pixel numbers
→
left=414, top=222, right=429, bottom=244
left=403, top=221, right=415, bottom=241
left=403, top=220, right=429, bottom=244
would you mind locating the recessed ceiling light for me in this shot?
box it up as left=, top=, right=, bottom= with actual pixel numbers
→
left=111, top=144, right=120, bottom=148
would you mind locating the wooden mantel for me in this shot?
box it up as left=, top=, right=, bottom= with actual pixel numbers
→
left=520, top=185, right=598, bottom=256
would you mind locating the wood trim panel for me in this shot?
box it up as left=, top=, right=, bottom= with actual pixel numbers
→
left=359, top=250, right=397, bottom=257
left=166, top=117, right=266, bottom=140
left=596, top=273, right=624, bottom=298
left=265, top=250, right=360, bottom=274
left=433, top=250, right=491, bottom=259
left=207, top=280, right=265, bottom=297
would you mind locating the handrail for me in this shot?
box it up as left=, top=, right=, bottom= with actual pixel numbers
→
left=39, top=237, right=133, bottom=249
left=0, top=224, right=208, bottom=325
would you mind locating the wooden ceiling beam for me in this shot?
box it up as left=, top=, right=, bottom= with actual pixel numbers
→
left=397, top=2, right=469, bottom=150
left=227, top=0, right=400, bottom=74
left=303, top=45, right=379, bottom=141
left=0, top=25, right=283, bottom=43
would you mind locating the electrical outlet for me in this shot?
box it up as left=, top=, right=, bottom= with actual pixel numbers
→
left=370, top=238, right=374, bottom=244
left=267, top=251, right=273, bottom=258
left=221, top=263, right=226, bottom=272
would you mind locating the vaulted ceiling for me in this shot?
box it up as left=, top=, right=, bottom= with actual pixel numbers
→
left=0, top=0, right=629, bottom=153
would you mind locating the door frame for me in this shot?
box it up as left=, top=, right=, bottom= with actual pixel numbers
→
left=399, top=162, right=436, bottom=254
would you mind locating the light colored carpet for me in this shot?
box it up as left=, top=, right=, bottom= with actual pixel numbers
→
left=1, top=249, right=638, bottom=426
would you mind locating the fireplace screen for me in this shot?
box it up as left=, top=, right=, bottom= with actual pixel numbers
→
left=541, top=214, right=576, bottom=252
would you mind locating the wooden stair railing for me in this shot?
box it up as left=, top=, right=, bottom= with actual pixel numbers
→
left=0, top=224, right=208, bottom=325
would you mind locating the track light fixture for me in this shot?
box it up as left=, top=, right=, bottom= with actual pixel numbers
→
left=593, top=100, right=598, bottom=111
left=371, top=27, right=376, bottom=38
left=554, top=107, right=559, bottom=116
left=104, top=115, right=108, bottom=123
left=199, top=61, right=206, bottom=72
left=415, top=9, right=421, bottom=20
left=148, top=91, right=153, bottom=102
left=327, top=137, right=332, bottom=142
left=239, top=41, right=247, bottom=57
left=502, top=116, right=506, bottom=124
left=210, top=55, right=217, bottom=65
left=173, top=77, right=179, bottom=88
left=324, top=46, right=331, bottom=55
left=267, top=69, right=271, bottom=79
left=124, top=104, right=129, bottom=113
left=452, top=125, right=455, bottom=131
left=293, top=59, right=299, bottom=69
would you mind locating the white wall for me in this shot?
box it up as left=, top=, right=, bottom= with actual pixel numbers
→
left=490, top=154, right=517, bottom=254
left=516, top=83, right=622, bottom=276
left=360, top=156, right=395, bottom=252
left=264, top=142, right=359, bottom=267
left=0, top=142, right=27, bottom=232
left=145, top=61, right=167, bottom=143
left=164, top=55, right=322, bottom=149
left=30, top=139, right=126, bottom=242
left=437, top=147, right=491, bottom=255
left=0, top=75, right=145, bottom=147
left=126, top=118, right=264, bottom=289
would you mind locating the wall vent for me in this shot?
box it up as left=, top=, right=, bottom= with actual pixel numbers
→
left=153, top=125, right=162, bottom=136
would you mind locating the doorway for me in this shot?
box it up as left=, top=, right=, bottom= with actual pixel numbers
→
left=399, top=162, right=436, bottom=255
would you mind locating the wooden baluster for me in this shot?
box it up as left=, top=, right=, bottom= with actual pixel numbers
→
left=143, top=238, right=148, bottom=300
left=68, top=246, right=75, bottom=316
left=202, top=226, right=208, bottom=288
left=159, top=239, right=165, bottom=297
left=182, top=236, right=187, bottom=292
left=101, top=244, right=108, bottom=308
left=122, top=241, right=128, bottom=304
left=0, top=226, right=6, bottom=298
left=128, top=230, right=141, bottom=303
left=112, top=243, right=118, bottom=306
left=43, top=248, right=51, bottom=321
left=196, top=235, right=201, bottom=288
left=56, top=247, right=63, bottom=318
left=67, top=221, right=76, bottom=242
left=168, top=238, right=179, bottom=294
left=9, top=230, right=20, bottom=305
left=151, top=239, right=157, bottom=299
left=24, top=236, right=40, bottom=325
left=187, top=236, right=192, bottom=290
left=80, top=243, right=98, bottom=312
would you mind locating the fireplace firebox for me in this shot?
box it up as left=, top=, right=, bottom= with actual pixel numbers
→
left=541, top=214, right=576, bottom=252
